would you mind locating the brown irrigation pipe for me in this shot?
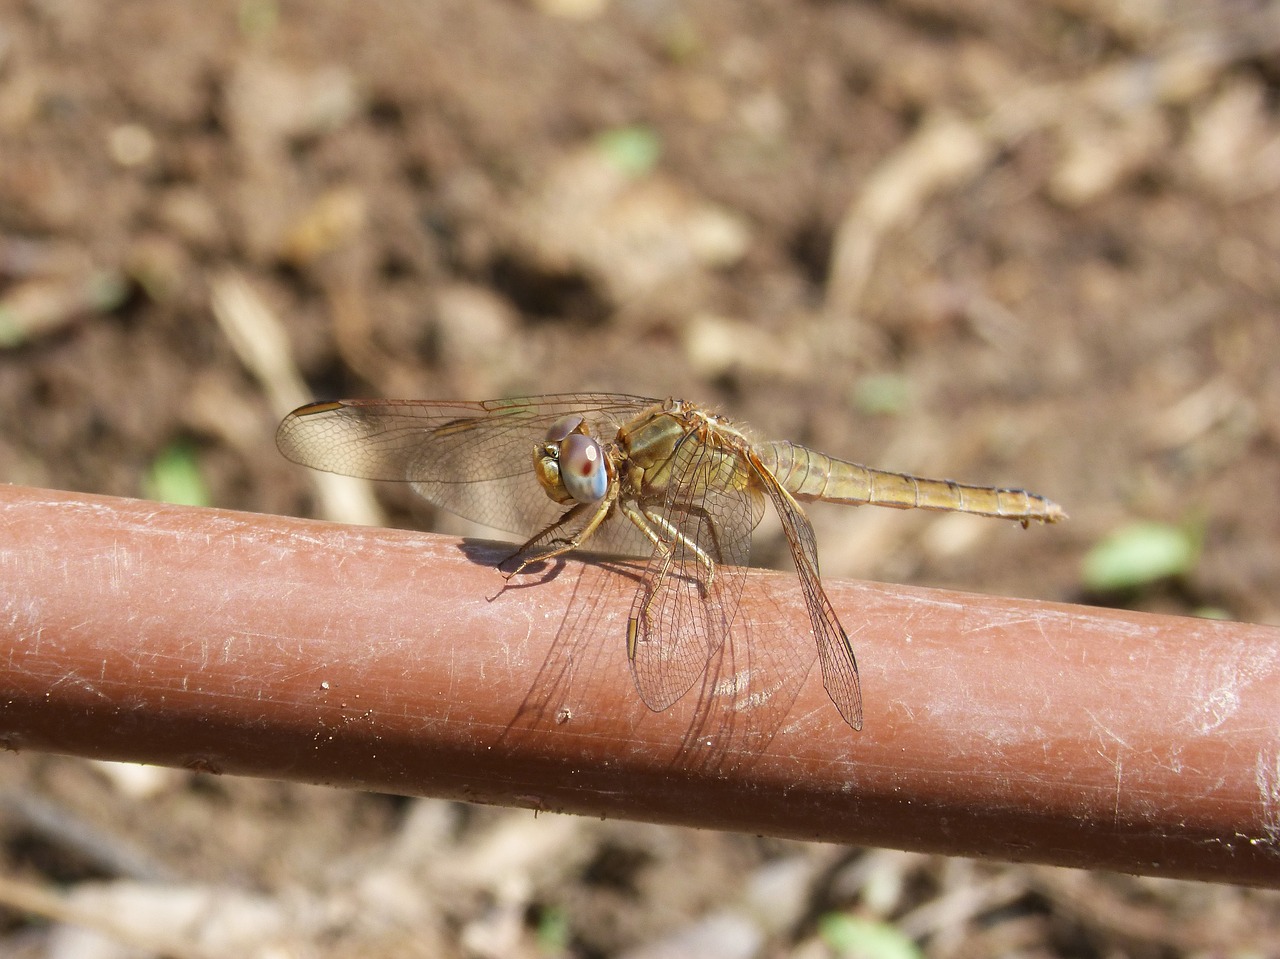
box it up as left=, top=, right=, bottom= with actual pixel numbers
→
left=1, top=484, right=1277, bottom=887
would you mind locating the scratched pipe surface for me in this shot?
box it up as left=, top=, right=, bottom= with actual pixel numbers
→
left=1, top=484, right=1277, bottom=887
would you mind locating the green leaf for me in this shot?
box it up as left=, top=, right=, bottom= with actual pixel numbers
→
left=0, top=307, right=22, bottom=348
left=1081, top=521, right=1199, bottom=592
left=853, top=374, right=911, bottom=415
left=819, top=914, right=922, bottom=959
left=144, top=441, right=211, bottom=508
left=238, top=0, right=279, bottom=38
left=1192, top=606, right=1231, bottom=620
left=86, top=270, right=129, bottom=312
left=534, top=905, right=570, bottom=954
left=595, top=126, right=662, bottom=177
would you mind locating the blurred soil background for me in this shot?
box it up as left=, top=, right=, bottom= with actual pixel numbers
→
left=2, top=0, right=1280, bottom=956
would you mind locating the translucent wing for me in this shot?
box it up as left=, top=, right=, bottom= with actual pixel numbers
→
left=626, top=433, right=764, bottom=711
left=276, top=393, right=659, bottom=552
left=747, top=447, right=863, bottom=730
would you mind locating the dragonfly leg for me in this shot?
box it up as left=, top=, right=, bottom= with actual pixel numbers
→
left=620, top=501, right=725, bottom=663
left=617, top=501, right=665, bottom=549
left=619, top=504, right=679, bottom=662
left=504, top=498, right=613, bottom=576
left=618, top=502, right=719, bottom=589
left=645, top=508, right=718, bottom=588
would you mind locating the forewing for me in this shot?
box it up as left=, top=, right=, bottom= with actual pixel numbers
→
left=748, top=449, right=863, bottom=730
left=627, top=434, right=759, bottom=711
left=276, top=393, right=657, bottom=542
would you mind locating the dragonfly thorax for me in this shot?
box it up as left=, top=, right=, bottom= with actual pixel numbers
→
left=533, top=414, right=611, bottom=506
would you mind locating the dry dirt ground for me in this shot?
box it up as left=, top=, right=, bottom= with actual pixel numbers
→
left=2, top=1, right=1280, bottom=956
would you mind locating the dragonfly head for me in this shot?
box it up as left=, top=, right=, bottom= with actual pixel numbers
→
left=534, top=415, right=610, bottom=505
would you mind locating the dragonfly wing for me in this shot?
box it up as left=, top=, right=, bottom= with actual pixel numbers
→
left=626, top=438, right=758, bottom=711
left=747, top=448, right=863, bottom=730
left=276, top=394, right=658, bottom=543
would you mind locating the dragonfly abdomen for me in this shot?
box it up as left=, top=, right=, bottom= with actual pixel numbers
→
left=759, top=441, right=1065, bottom=524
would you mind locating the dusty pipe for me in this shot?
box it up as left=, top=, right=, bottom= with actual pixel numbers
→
left=1, top=484, right=1277, bottom=886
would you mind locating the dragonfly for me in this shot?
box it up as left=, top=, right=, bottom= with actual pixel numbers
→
left=277, top=394, right=1065, bottom=730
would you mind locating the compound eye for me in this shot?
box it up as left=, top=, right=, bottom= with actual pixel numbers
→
left=545, top=415, right=585, bottom=443
left=559, top=433, right=607, bottom=503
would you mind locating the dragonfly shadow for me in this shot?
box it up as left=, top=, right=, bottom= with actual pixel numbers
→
left=663, top=585, right=820, bottom=776
left=457, top=537, right=537, bottom=572
left=490, top=552, right=649, bottom=739
left=456, top=537, right=625, bottom=596
left=460, top=536, right=821, bottom=776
